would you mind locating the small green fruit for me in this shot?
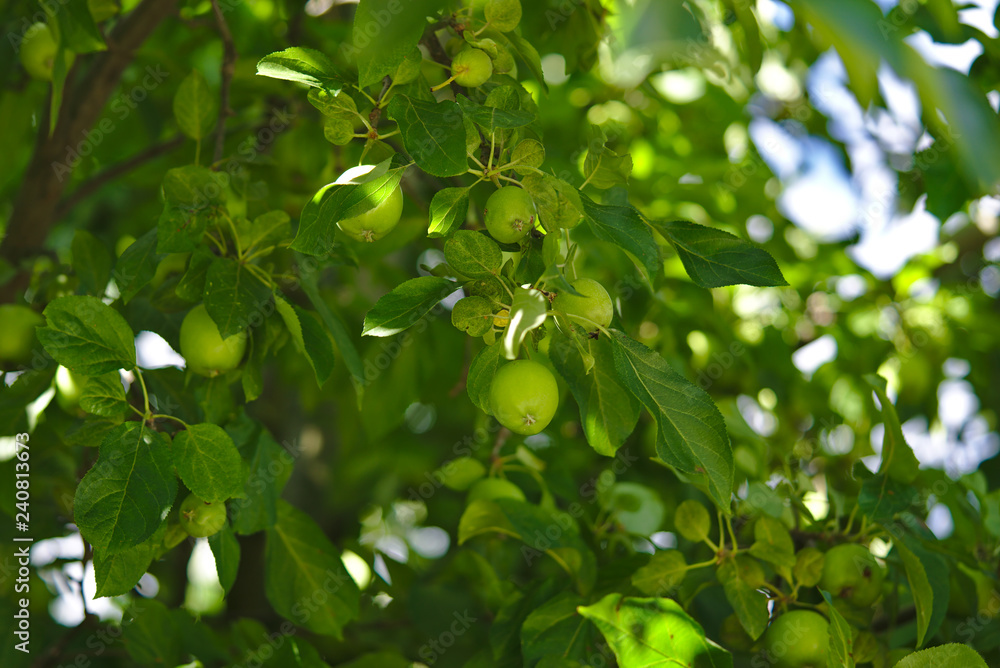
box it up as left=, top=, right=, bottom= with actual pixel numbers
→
left=179, top=493, right=227, bottom=538
left=19, top=23, right=66, bottom=81
left=0, top=304, right=43, bottom=364
left=180, top=304, right=247, bottom=377
left=490, top=359, right=558, bottom=435
left=452, top=48, right=493, bottom=88
left=553, top=278, right=613, bottom=331
left=484, top=186, right=535, bottom=244
left=334, top=165, right=404, bottom=242
left=55, top=366, right=83, bottom=412
left=439, top=457, right=487, bottom=491
left=820, top=543, right=884, bottom=608
left=761, top=610, right=830, bottom=668
left=467, top=477, right=525, bottom=503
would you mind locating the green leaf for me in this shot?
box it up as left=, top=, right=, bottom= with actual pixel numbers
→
left=74, top=422, right=176, bottom=552
left=445, top=230, right=503, bottom=278
left=361, top=276, right=456, bottom=337
left=632, top=550, right=687, bottom=595
left=265, top=501, right=360, bottom=639
left=609, top=331, right=734, bottom=512
left=457, top=95, right=535, bottom=131
left=173, top=70, right=217, bottom=141
left=467, top=341, right=507, bottom=415
left=209, top=527, right=240, bottom=594
left=583, top=126, right=633, bottom=189
left=72, top=230, right=112, bottom=297
left=50, top=0, right=106, bottom=53
left=895, top=644, right=989, bottom=668
left=674, top=499, right=712, bottom=542
left=819, top=590, right=855, bottom=668
left=114, top=228, right=162, bottom=303
left=721, top=572, right=768, bottom=641
left=352, top=0, right=437, bottom=88
left=245, top=210, right=292, bottom=252
left=37, top=296, right=136, bottom=376
left=291, top=157, right=407, bottom=256
left=452, top=296, right=494, bottom=336
left=123, top=599, right=181, bottom=666
left=93, top=524, right=164, bottom=598
left=275, top=297, right=337, bottom=386
left=256, top=47, right=344, bottom=91
left=427, top=187, right=470, bottom=237
left=794, top=547, right=825, bottom=587
left=502, top=285, right=547, bottom=360
left=173, top=423, right=245, bottom=503
left=549, top=335, right=639, bottom=457
left=748, top=516, right=795, bottom=568
left=898, top=533, right=950, bottom=647
left=485, top=0, right=522, bottom=32
left=157, top=166, right=224, bottom=253
left=521, top=592, right=591, bottom=667
left=511, top=139, right=545, bottom=176
left=865, top=374, right=920, bottom=483
left=858, top=474, right=918, bottom=522
left=651, top=219, right=787, bottom=288
left=203, top=256, right=272, bottom=339
left=299, top=272, right=366, bottom=404
left=386, top=96, right=468, bottom=177
left=496, top=29, right=548, bottom=94
left=228, top=417, right=292, bottom=535
left=577, top=594, right=733, bottom=667
left=79, top=372, right=128, bottom=421
left=458, top=498, right=596, bottom=593
left=894, top=537, right=934, bottom=647
left=581, top=196, right=660, bottom=284
left=175, top=245, right=214, bottom=302
left=522, top=174, right=584, bottom=231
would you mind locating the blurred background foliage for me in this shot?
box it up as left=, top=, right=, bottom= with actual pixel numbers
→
left=1, top=0, right=999, bottom=666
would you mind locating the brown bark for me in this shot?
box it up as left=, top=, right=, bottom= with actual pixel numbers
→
left=1, top=0, right=180, bottom=300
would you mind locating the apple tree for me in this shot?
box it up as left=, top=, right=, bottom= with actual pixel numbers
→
left=1, top=0, right=1000, bottom=667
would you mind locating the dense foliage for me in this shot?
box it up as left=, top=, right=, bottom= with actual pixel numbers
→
left=1, top=0, right=999, bottom=667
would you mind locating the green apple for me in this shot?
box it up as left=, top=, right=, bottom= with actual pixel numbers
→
left=490, top=359, right=558, bottom=435
left=55, top=366, right=83, bottom=412
left=451, top=48, right=493, bottom=87
left=179, top=304, right=247, bottom=377
left=19, top=23, right=68, bottom=81
left=179, top=493, right=227, bottom=538
left=484, top=186, right=536, bottom=244
left=553, top=278, right=614, bottom=331
left=0, top=304, right=44, bottom=364
left=761, top=610, right=830, bottom=668
left=334, top=165, right=404, bottom=242
left=820, top=543, right=884, bottom=608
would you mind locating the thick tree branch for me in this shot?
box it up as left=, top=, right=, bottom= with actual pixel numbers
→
left=210, top=0, right=237, bottom=165
left=1, top=0, right=179, bottom=299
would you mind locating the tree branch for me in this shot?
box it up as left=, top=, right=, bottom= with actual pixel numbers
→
left=0, top=0, right=180, bottom=300
left=210, top=0, right=237, bottom=165
left=54, top=134, right=186, bottom=220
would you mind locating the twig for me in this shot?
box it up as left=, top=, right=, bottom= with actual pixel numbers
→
left=369, top=75, right=392, bottom=128
left=210, top=0, right=237, bottom=164
left=55, top=134, right=186, bottom=219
